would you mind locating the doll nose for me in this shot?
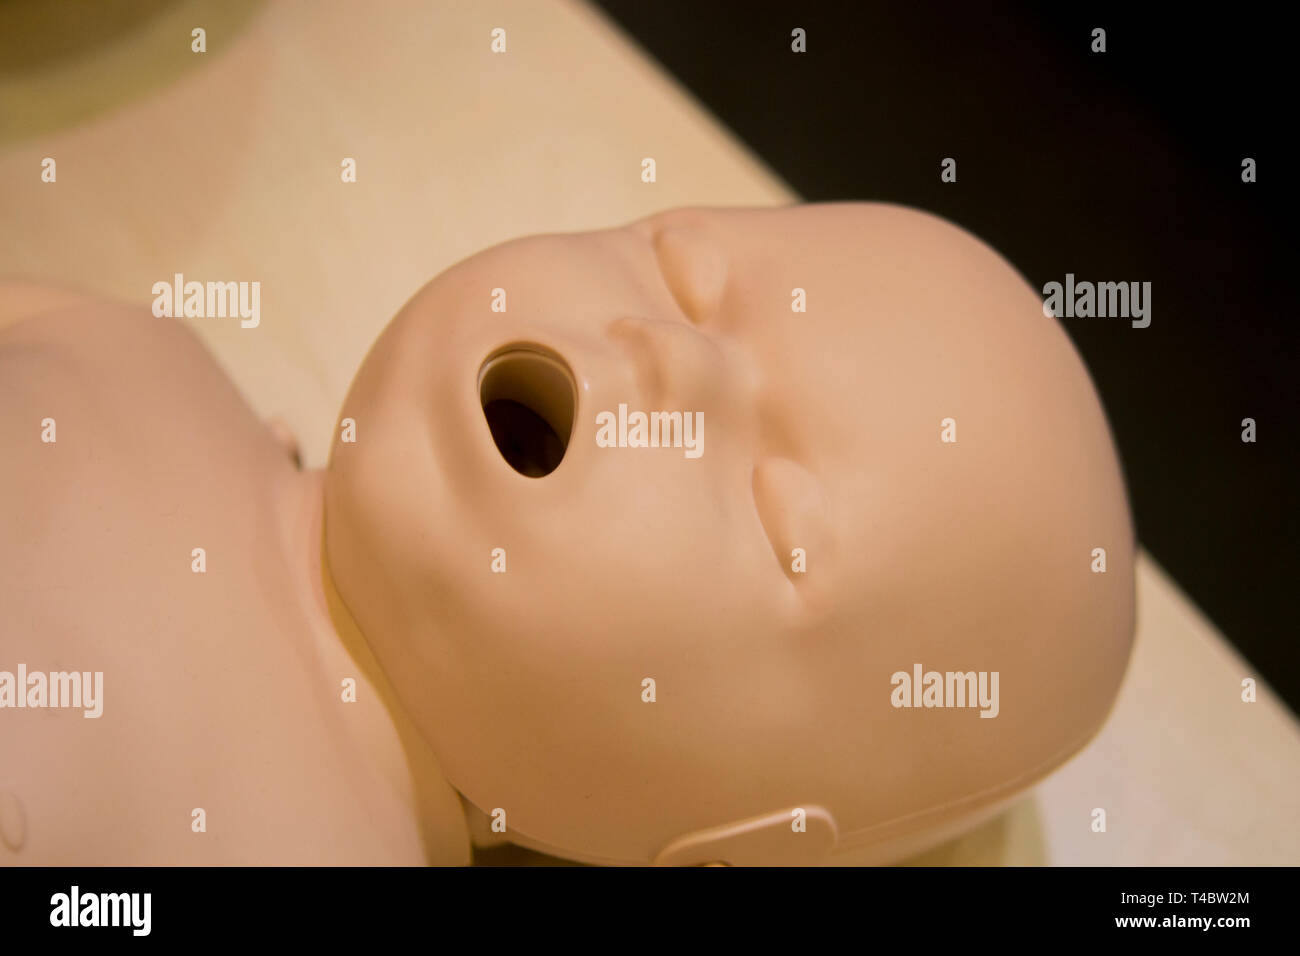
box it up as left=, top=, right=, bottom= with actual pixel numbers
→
left=607, top=315, right=736, bottom=411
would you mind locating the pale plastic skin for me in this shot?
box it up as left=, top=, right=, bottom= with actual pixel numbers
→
left=0, top=204, right=1135, bottom=865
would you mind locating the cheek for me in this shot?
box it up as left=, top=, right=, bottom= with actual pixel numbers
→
left=431, top=444, right=770, bottom=671
left=577, top=486, right=774, bottom=623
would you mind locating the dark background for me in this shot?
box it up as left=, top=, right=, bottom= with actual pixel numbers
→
left=594, top=1, right=1296, bottom=712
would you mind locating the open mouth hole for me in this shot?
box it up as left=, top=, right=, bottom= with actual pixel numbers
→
left=478, top=346, right=576, bottom=478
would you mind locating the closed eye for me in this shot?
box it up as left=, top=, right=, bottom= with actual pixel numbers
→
left=751, top=457, right=830, bottom=586
left=652, top=226, right=727, bottom=326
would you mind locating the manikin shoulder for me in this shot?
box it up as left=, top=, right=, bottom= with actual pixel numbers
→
left=0, top=284, right=443, bottom=864
left=0, top=282, right=240, bottom=414
left=0, top=282, right=275, bottom=557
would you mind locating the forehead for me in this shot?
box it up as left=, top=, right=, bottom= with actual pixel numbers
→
left=636, top=201, right=1050, bottom=422
left=632, top=201, right=1068, bottom=557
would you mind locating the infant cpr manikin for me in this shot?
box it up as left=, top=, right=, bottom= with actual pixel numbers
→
left=0, top=203, right=1135, bottom=866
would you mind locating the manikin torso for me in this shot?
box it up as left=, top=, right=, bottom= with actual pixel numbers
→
left=1, top=204, right=1135, bottom=866
left=0, top=286, right=470, bottom=864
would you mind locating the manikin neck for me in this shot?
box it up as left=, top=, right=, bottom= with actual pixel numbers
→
left=285, top=468, right=476, bottom=863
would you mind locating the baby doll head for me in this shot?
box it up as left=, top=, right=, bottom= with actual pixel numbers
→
left=323, top=203, right=1135, bottom=864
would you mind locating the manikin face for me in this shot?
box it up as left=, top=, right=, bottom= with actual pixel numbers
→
left=325, top=204, right=1134, bottom=865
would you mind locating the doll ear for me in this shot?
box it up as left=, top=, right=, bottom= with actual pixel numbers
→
left=653, top=805, right=838, bottom=866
